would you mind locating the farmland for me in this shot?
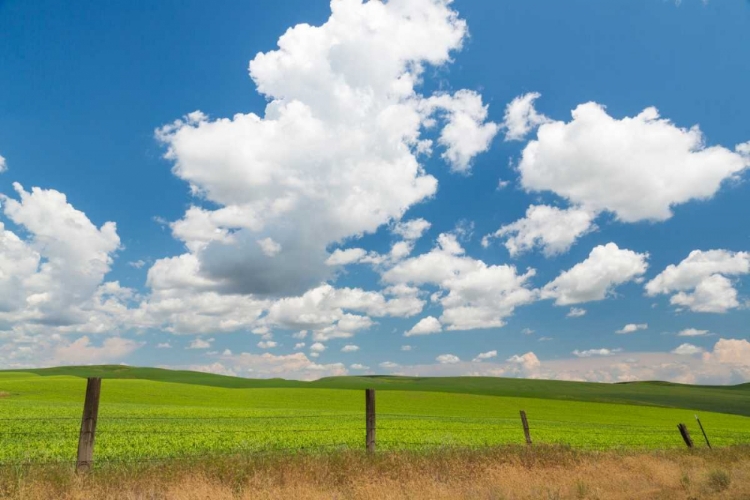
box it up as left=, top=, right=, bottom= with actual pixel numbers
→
left=1, top=368, right=749, bottom=463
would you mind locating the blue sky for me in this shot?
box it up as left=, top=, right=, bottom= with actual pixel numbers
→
left=1, top=0, right=749, bottom=382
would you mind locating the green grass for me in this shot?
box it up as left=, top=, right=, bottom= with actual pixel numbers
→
left=7, top=365, right=750, bottom=416
left=1, top=369, right=749, bottom=462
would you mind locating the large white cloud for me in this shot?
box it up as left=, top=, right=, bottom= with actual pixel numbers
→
left=645, top=250, right=750, bottom=313
left=517, top=100, right=750, bottom=222
left=541, top=243, right=648, bottom=305
left=483, top=205, right=596, bottom=257
left=384, top=233, right=537, bottom=330
left=0, top=184, right=127, bottom=334
left=153, top=0, right=497, bottom=299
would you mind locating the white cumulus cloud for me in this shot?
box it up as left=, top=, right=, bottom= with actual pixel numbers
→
left=385, top=234, right=537, bottom=330
left=678, top=328, right=710, bottom=337
left=152, top=0, right=496, bottom=303
left=483, top=205, right=596, bottom=257
left=436, top=354, right=460, bottom=364
left=567, top=307, right=587, bottom=318
left=542, top=243, right=648, bottom=306
left=646, top=250, right=750, bottom=313
left=405, top=316, right=442, bottom=336
left=473, top=350, right=497, bottom=362
left=517, top=102, right=749, bottom=222
left=501, top=92, right=550, bottom=141
left=672, top=343, right=704, bottom=355
left=616, top=323, right=648, bottom=334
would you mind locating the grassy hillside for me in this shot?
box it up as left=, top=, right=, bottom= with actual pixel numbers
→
left=5, top=365, right=750, bottom=417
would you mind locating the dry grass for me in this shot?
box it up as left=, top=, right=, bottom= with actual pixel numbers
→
left=1, top=446, right=749, bottom=500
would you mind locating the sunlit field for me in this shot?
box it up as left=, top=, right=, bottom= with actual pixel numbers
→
left=1, top=370, right=749, bottom=463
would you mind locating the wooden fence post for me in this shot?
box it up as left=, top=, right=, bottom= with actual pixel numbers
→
left=695, top=415, right=711, bottom=449
left=520, top=410, right=532, bottom=445
left=76, top=378, right=102, bottom=473
left=365, top=389, right=376, bottom=453
left=677, top=423, right=694, bottom=449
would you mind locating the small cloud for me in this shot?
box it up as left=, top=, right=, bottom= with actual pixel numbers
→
left=392, top=218, right=431, bottom=241
left=452, top=219, right=475, bottom=242
left=379, top=361, right=399, bottom=369
left=401, top=345, right=413, bottom=351
left=128, top=260, right=146, bottom=269
left=677, top=328, right=710, bottom=337
left=497, top=179, right=510, bottom=190
left=294, top=342, right=305, bottom=350
left=522, top=328, right=535, bottom=335
left=472, top=350, right=497, bottom=362
left=405, top=316, right=442, bottom=336
left=257, top=341, right=278, bottom=349
left=326, top=248, right=368, bottom=266
left=567, top=307, right=587, bottom=318
left=671, top=343, right=704, bottom=355
left=341, top=344, right=359, bottom=353
left=310, top=342, right=326, bottom=352
left=572, top=348, right=622, bottom=358
left=292, top=330, right=308, bottom=340
left=257, top=237, right=282, bottom=257
left=538, top=336, right=553, bottom=342
left=152, top=216, right=169, bottom=227
left=222, top=349, right=232, bottom=356
left=616, top=323, right=648, bottom=334
left=156, top=342, right=172, bottom=349
left=351, top=364, right=370, bottom=370
left=187, top=338, right=214, bottom=350
left=436, top=354, right=460, bottom=364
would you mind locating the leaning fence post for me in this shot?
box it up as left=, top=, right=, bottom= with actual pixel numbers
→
left=76, top=377, right=102, bottom=473
left=677, top=423, right=694, bottom=449
left=520, top=410, right=532, bottom=445
left=695, top=415, right=711, bottom=449
left=365, top=389, right=376, bottom=453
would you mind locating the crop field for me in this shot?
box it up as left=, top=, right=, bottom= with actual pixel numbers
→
left=1, top=369, right=750, bottom=464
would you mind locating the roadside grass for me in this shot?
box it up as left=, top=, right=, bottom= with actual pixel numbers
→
left=0, top=446, right=748, bottom=499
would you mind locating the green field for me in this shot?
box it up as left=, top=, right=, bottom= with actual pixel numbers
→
left=1, top=367, right=749, bottom=463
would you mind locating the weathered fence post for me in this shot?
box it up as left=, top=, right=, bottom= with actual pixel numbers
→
left=76, top=377, right=102, bottom=473
left=677, top=423, right=694, bottom=449
left=695, top=415, right=711, bottom=449
left=520, top=410, right=532, bottom=445
left=365, top=389, right=376, bottom=453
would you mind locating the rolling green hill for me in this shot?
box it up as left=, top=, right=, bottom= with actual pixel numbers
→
left=4, top=365, right=750, bottom=417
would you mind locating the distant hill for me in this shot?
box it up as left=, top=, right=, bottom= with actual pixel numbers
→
left=4, top=365, right=750, bottom=417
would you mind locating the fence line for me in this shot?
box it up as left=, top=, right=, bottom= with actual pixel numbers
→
left=0, top=377, right=744, bottom=470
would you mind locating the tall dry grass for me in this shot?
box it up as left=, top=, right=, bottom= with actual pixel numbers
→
left=1, top=446, right=749, bottom=499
